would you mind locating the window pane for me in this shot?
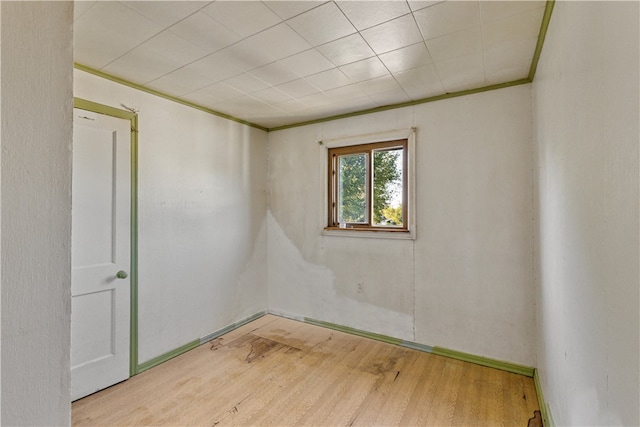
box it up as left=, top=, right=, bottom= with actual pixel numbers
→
left=338, top=153, right=367, bottom=224
left=373, top=149, right=403, bottom=226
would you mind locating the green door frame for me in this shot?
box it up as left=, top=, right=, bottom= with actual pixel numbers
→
left=73, top=98, right=140, bottom=376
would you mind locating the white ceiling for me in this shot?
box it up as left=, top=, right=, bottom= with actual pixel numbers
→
left=74, top=0, right=547, bottom=129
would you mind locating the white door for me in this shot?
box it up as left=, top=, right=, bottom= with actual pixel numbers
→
left=71, top=108, right=131, bottom=401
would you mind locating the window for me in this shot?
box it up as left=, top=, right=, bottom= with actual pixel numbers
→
left=327, top=139, right=408, bottom=231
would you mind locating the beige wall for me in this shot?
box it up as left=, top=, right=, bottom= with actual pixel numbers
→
left=1, top=2, right=74, bottom=425
left=533, top=2, right=640, bottom=424
left=268, top=84, right=535, bottom=366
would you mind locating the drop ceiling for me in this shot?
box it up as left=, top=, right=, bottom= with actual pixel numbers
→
left=74, top=1, right=548, bottom=130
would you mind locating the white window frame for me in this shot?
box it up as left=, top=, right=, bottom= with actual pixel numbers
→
left=321, top=128, right=416, bottom=240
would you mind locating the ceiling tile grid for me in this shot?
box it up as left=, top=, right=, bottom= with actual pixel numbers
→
left=73, top=0, right=548, bottom=129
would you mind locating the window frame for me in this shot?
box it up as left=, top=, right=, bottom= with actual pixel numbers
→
left=322, top=128, right=416, bottom=240
left=327, top=139, right=408, bottom=231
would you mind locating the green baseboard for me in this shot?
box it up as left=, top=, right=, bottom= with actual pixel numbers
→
left=136, top=311, right=268, bottom=374
left=431, top=346, right=535, bottom=377
left=200, top=311, right=267, bottom=344
left=534, top=369, right=555, bottom=427
left=298, top=315, right=533, bottom=378
left=137, top=338, right=200, bottom=374
left=303, top=318, right=405, bottom=347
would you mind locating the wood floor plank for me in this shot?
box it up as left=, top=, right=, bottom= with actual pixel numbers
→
left=72, top=315, right=539, bottom=426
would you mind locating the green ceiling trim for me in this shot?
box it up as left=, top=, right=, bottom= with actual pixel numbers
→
left=74, top=63, right=269, bottom=132
left=268, top=78, right=530, bottom=132
left=528, top=0, right=556, bottom=81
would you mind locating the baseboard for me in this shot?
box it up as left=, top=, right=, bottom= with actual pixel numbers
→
left=200, top=310, right=268, bottom=344
left=431, top=347, right=535, bottom=377
left=534, top=369, right=555, bottom=427
left=136, top=310, right=268, bottom=374
left=273, top=310, right=534, bottom=378
left=137, top=338, right=201, bottom=373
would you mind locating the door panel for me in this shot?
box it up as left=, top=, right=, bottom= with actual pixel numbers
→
left=71, top=108, right=131, bottom=401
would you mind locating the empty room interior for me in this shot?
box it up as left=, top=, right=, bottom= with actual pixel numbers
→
left=1, top=1, right=639, bottom=426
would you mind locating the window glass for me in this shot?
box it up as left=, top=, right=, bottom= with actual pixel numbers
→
left=338, top=153, right=367, bottom=224
left=373, top=148, right=403, bottom=227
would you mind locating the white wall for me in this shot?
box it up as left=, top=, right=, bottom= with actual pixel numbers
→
left=74, top=70, right=268, bottom=363
left=268, top=84, right=535, bottom=366
left=533, top=2, right=640, bottom=425
left=1, top=2, right=74, bottom=425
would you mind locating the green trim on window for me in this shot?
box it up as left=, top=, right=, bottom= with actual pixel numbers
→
left=137, top=339, right=201, bottom=374
left=529, top=0, right=556, bottom=81
left=431, top=346, right=534, bottom=377
left=74, top=63, right=268, bottom=133
left=73, top=98, right=140, bottom=378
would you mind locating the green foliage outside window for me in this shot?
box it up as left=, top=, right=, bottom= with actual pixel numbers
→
left=337, top=149, right=402, bottom=226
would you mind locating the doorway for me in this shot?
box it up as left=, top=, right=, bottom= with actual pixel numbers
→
left=70, top=99, right=138, bottom=400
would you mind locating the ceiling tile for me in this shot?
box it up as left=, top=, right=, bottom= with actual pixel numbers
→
left=414, top=1, right=480, bottom=40
left=168, top=11, right=243, bottom=54
left=339, top=57, right=389, bottom=83
left=213, top=40, right=274, bottom=73
left=202, top=1, right=281, bottom=38
left=434, top=53, right=485, bottom=93
left=324, top=84, right=367, bottom=102
left=484, top=39, right=537, bottom=84
left=316, top=34, right=375, bottom=67
left=195, top=82, right=245, bottom=101
left=482, top=7, right=546, bottom=49
left=305, top=68, right=352, bottom=90
left=425, top=25, right=482, bottom=62
left=250, top=62, right=301, bottom=86
left=273, top=99, right=311, bottom=114
left=265, top=1, right=326, bottom=20
left=361, top=14, right=424, bottom=55
left=276, top=79, right=321, bottom=98
left=121, top=1, right=202, bottom=27
left=336, top=1, right=410, bottom=30
left=224, top=95, right=284, bottom=115
left=395, top=64, right=445, bottom=99
left=355, top=74, right=403, bottom=96
left=324, top=95, right=376, bottom=115
left=286, top=2, right=356, bottom=46
left=480, top=1, right=546, bottom=22
left=278, top=49, right=335, bottom=77
left=298, top=91, right=333, bottom=108
left=74, top=1, right=163, bottom=68
left=180, top=91, right=226, bottom=111
left=379, top=42, right=433, bottom=73
left=243, top=23, right=312, bottom=62
left=102, top=31, right=208, bottom=84
left=223, top=73, right=271, bottom=95
left=408, top=1, right=445, bottom=12
left=369, top=89, right=412, bottom=106
left=250, top=87, right=293, bottom=104
left=146, top=66, right=214, bottom=96
left=180, top=52, right=245, bottom=86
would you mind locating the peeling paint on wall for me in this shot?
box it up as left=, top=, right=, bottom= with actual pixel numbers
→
left=267, top=212, right=414, bottom=341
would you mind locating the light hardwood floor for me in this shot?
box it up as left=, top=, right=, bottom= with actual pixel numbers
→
left=72, top=315, right=540, bottom=426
